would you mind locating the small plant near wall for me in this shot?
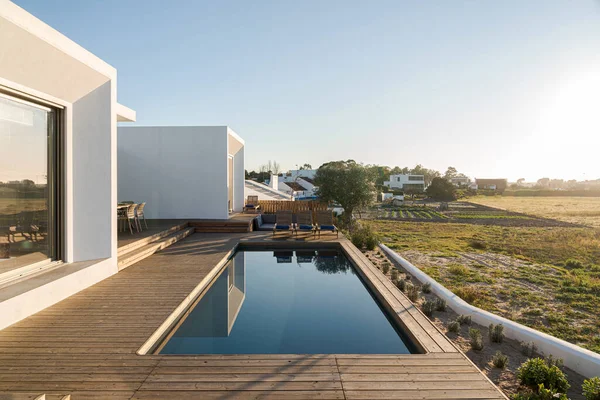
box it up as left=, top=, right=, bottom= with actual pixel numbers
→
left=469, top=328, right=484, bottom=351
left=421, top=300, right=436, bottom=317
left=422, top=282, right=432, bottom=293
left=512, top=384, right=569, bottom=400
left=406, top=283, right=419, bottom=302
left=491, top=351, right=508, bottom=369
left=435, top=298, right=447, bottom=311
left=382, top=263, right=390, bottom=274
left=516, top=358, right=570, bottom=394
left=395, top=279, right=406, bottom=292
left=447, top=320, right=460, bottom=333
left=520, top=341, right=537, bottom=357
left=456, top=315, right=472, bottom=325
left=390, top=269, right=399, bottom=281
left=488, top=323, right=505, bottom=343
left=583, top=377, right=600, bottom=400
left=544, top=355, right=563, bottom=369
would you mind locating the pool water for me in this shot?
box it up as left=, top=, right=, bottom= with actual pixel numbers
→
left=159, top=249, right=416, bottom=354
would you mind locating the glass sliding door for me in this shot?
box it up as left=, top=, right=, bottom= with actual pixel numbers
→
left=0, top=93, right=61, bottom=273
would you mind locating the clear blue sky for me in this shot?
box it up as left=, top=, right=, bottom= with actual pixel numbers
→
left=14, top=0, right=600, bottom=181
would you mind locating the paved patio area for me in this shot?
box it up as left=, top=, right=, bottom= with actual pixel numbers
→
left=0, top=232, right=505, bottom=399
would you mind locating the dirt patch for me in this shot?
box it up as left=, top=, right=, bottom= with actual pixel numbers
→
left=363, top=247, right=589, bottom=400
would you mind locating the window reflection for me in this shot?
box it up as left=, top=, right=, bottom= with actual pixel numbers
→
left=0, top=94, right=55, bottom=272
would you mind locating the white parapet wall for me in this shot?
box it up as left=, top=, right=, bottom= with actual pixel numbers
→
left=380, top=244, right=600, bottom=378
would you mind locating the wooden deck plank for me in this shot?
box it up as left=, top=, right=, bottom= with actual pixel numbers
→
left=0, top=232, right=506, bottom=400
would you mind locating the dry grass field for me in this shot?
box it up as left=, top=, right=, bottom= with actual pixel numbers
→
left=0, top=198, right=46, bottom=215
left=470, top=196, right=600, bottom=228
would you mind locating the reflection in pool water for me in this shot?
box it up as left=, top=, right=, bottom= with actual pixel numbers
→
left=159, top=249, right=415, bottom=354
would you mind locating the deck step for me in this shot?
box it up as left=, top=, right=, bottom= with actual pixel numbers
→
left=190, top=219, right=255, bottom=233
left=117, top=222, right=189, bottom=257
left=117, top=227, right=195, bottom=271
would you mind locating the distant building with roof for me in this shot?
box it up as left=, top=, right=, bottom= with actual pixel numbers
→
left=475, top=178, right=508, bottom=192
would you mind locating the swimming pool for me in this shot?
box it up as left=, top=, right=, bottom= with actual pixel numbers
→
left=158, top=248, right=416, bottom=354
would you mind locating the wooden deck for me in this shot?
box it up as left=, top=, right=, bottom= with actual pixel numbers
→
left=0, top=232, right=506, bottom=399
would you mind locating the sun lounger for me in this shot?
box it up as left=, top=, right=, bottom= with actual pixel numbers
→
left=294, top=210, right=316, bottom=237
left=273, top=210, right=293, bottom=236
left=315, top=210, right=339, bottom=238
left=243, top=196, right=260, bottom=213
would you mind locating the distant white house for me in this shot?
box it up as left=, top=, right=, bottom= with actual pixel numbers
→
left=450, top=176, right=471, bottom=187
left=118, top=126, right=245, bottom=220
left=278, top=169, right=318, bottom=199
left=383, top=174, right=425, bottom=192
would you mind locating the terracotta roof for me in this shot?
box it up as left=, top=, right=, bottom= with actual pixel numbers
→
left=285, top=182, right=307, bottom=191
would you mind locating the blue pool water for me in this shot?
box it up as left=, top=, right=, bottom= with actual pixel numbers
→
left=159, top=249, right=415, bottom=354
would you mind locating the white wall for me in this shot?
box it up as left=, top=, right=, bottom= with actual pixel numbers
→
left=118, top=126, right=230, bottom=220
left=233, top=147, right=245, bottom=212
left=71, top=81, right=113, bottom=261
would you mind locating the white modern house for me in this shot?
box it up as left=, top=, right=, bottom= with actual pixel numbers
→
left=383, top=174, right=426, bottom=191
left=279, top=169, right=318, bottom=199
left=0, top=1, right=135, bottom=329
left=118, top=126, right=245, bottom=220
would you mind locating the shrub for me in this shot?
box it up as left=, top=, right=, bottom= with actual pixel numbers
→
left=435, top=298, right=447, bottom=311
left=544, top=355, right=563, bottom=369
left=512, top=384, right=569, bottom=400
left=516, top=358, right=570, bottom=393
left=390, top=269, right=399, bottom=281
left=492, top=351, right=508, bottom=369
left=422, top=282, right=432, bottom=293
left=456, top=314, right=472, bottom=325
left=422, top=300, right=436, bottom=317
left=565, top=259, right=584, bottom=269
left=395, top=279, right=406, bottom=292
left=583, top=377, right=600, bottom=400
left=382, top=264, right=390, bottom=274
left=405, top=275, right=411, bottom=281
left=469, top=328, right=484, bottom=351
left=448, top=320, right=460, bottom=333
left=454, top=286, right=481, bottom=304
left=469, top=239, right=487, bottom=250
left=449, top=264, right=468, bottom=276
left=488, top=323, right=505, bottom=343
left=350, top=225, right=379, bottom=250
left=521, top=341, right=538, bottom=357
left=406, top=284, right=419, bottom=302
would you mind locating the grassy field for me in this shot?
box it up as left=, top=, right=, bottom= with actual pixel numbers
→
left=366, top=220, right=600, bottom=353
left=0, top=199, right=46, bottom=215
left=470, top=196, right=600, bottom=228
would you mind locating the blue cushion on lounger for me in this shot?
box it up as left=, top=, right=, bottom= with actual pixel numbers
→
left=320, top=225, right=336, bottom=230
left=298, top=224, right=313, bottom=230
left=275, top=224, right=290, bottom=230
left=246, top=204, right=255, bottom=208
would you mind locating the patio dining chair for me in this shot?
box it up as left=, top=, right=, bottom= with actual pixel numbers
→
left=135, top=202, right=148, bottom=231
left=315, top=210, right=339, bottom=238
left=122, top=204, right=138, bottom=235
left=294, top=210, right=316, bottom=237
left=273, top=210, right=293, bottom=237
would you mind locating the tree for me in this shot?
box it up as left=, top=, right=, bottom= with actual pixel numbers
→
left=444, top=166, right=458, bottom=180
left=410, top=164, right=441, bottom=186
left=426, top=177, right=457, bottom=201
left=314, top=160, right=375, bottom=226
left=517, top=178, right=525, bottom=186
left=299, top=163, right=312, bottom=170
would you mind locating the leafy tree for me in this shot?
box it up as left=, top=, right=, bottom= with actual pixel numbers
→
left=426, top=177, right=457, bottom=201
left=314, top=160, right=376, bottom=225
left=410, top=164, right=441, bottom=186
left=444, top=166, right=458, bottom=179
left=299, top=163, right=312, bottom=170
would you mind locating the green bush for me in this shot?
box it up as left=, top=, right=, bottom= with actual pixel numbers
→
left=422, top=282, right=432, bottom=293
left=516, top=358, right=570, bottom=393
left=454, top=286, right=482, bottom=304
left=469, top=328, right=484, bottom=351
left=565, top=259, right=584, bottom=269
left=435, top=298, right=447, bottom=311
left=382, top=264, right=390, bottom=274
left=390, top=269, right=399, bottom=280
left=448, top=320, right=460, bottom=333
left=422, top=300, right=436, bottom=317
left=395, top=279, right=406, bottom=292
left=469, top=239, right=487, bottom=250
left=350, top=225, right=379, bottom=250
left=583, top=377, right=600, bottom=400
left=456, top=314, right=472, bottom=325
left=512, top=384, right=569, bottom=400
left=544, top=355, right=563, bottom=369
left=492, top=351, right=508, bottom=369
left=488, top=323, right=505, bottom=343
left=406, top=284, right=419, bottom=302
left=521, top=341, right=538, bottom=357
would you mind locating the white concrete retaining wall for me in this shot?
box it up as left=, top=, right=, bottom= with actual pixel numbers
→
left=380, top=244, right=600, bottom=378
